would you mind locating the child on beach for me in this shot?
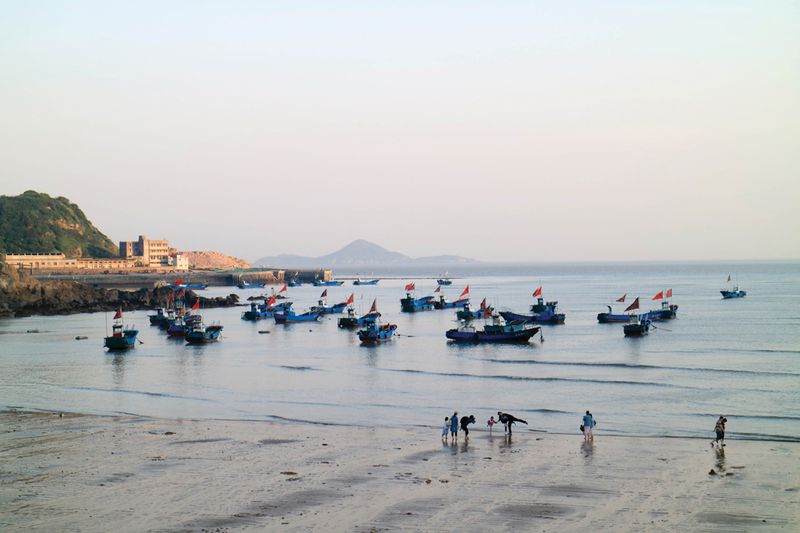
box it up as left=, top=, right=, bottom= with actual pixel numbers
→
left=442, top=417, right=449, bottom=441
left=487, top=416, right=497, bottom=435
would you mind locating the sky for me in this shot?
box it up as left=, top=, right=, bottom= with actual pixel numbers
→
left=1, top=1, right=798, bottom=262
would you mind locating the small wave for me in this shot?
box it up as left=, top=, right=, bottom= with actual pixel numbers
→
left=484, top=359, right=800, bottom=378
left=66, top=386, right=214, bottom=403
left=275, top=365, right=317, bottom=372
left=381, top=368, right=698, bottom=389
left=694, top=413, right=800, bottom=422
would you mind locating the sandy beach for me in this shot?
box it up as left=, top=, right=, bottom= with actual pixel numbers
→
left=1, top=410, right=797, bottom=532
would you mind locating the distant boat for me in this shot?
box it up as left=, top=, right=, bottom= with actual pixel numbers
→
left=148, top=308, right=168, bottom=326
left=104, top=308, right=138, bottom=350
left=721, top=275, right=746, bottom=299
left=185, top=321, right=223, bottom=344
left=436, top=273, right=453, bottom=286
left=183, top=283, right=208, bottom=290
left=238, top=280, right=266, bottom=289
left=357, top=300, right=397, bottom=343
left=241, top=301, right=293, bottom=321
left=274, top=309, right=322, bottom=324
left=400, top=294, right=435, bottom=312
left=446, top=316, right=540, bottom=343
left=433, top=285, right=470, bottom=309
left=313, top=279, right=345, bottom=286
left=621, top=297, right=651, bottom=337
left=499, top=298, right=565, bottom=325
left=598, top=292, right=678, bottom=323
left=287, top=280, right=302, bottom=287
left=353, top=278, right=380, bottom=285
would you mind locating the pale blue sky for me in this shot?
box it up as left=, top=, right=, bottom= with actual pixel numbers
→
left=1, top=1, right=798, bottom=261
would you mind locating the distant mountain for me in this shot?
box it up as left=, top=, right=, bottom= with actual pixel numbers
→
left=255, top=239, right=478, bottom=268
left=0, top=190, right=118, bottom=258
left=178, top=250, right=252, bottom=270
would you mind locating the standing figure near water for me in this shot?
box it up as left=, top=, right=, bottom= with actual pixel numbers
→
left=450, top=412, right=459, bottom=442
left=460, top=415, right=476, bottom=439
left=712, top=416, right=727, bottom=447
left=497, top=411, right=528, bottom=435
left=582, top=410, right=596, bottom=442
left=487, top=416, right=497, bottom=435
left=441, top=417, right=450, bottom=441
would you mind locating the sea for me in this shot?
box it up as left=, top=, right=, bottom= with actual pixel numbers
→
left=1, top=261, right=798, bottom=442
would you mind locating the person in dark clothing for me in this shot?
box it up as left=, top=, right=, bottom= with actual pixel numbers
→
left=459, top=415, right=476, bottom=438
left=497, top=411, right=528, bottom=435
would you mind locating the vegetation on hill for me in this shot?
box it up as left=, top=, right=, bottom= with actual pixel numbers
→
left=0, top=190, right=118, bottom=258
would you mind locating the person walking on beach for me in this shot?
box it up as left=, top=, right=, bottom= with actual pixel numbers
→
left=497, top=411, right=527, bottom=435
left=582, top=410, right=596, bottom=442
left=450, top=412, right=459, bottom=442
left=712, top=416, right=727, bottom=447
left=460, top=415, right=476, bottom=439
left=487, top=415, right=497, bottom=435
left=441, top=417, right=450, bottom=441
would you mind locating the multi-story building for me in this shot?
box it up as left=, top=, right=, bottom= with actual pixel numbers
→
left=118, top=235, right=171, bottom=267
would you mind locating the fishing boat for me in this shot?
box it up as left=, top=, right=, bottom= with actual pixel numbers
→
left=104, top=308, right=138, bottom=350
left=623, top=315, right=651, bottom=337
left=446, top=316, right=540, bottom=343
left=241, top=300, right=293, bottom=321
left=620, top=297, right=651, bottom=336
left=237, top=280, right=266, bottom=289
left=598, top=292, right=678, bottom=323
left=433, top=285, right=470, bottom=309
left=356, top=300, right=397, bottom=343
left=437, top=273, right=453, bottom=286
left=273, top=309, right=322, bottom=324
left=167, top=314, right=201, bottom=337
left=353, top=278, right=380, bottom=285
left=456, top=299, right=493, bottom=320
left=499, top=300, right=565, bottom=325
left=721, top=275, right=746, bottom=299
left=339, top=295, right=377, bottom=328
left=148, top=307, right=168, bottom=326
left=310, top=301, right=348, bottom=314
left=184, top=321, right=224, bottom=344
left=313, top=279, right=345, bottom=286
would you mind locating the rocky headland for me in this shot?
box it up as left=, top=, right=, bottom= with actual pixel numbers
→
left=0, top=262, right=238, bottom=318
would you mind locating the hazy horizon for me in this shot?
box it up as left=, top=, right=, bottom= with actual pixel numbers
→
left=2, top=2, right=798, bottom=262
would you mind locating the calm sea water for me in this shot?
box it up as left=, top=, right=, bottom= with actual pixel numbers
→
left=1, top=262, right=798, bottom=442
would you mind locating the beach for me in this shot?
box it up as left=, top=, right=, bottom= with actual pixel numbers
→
left=2, top=410, right=797, bottom=532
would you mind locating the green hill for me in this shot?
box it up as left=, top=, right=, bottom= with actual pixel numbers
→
left=0, top=191, right=118, bottom=258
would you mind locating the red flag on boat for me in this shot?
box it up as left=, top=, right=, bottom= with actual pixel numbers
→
left=479, top=298, right=486, bottom=310
left=434, top=285, right=441, bottom=293
left=345, top=293, right=354, bottom=305
left=279, top=283, right=287, bottom=293
left=113, top=307, right=122, bottom=320
left=190, top=299, right=200, bottom=312
left=666, top=288, right=673, bottom=298
left=266, top=296, right=276, bottom=307
left=173, top=278, right=183, bottom=287
left=320, top=289, right=328, bottom=298
left=368, top=299, right=378, bottom=315
left=405, top=282, right=415, bottom=291
left=727, top=274, right=731, bottom=282
left=532, top=286, right=542, bottom=298
left=459, top=286, right=470, bottom=299
left=652, top=291, right=663, bottom=301
left=625, top=297, right=640, bottom=312
left=167, top=291, right=174, bottom=302
left=616, top=294, right=626, bottom=303
left=177, top=289, right=185, bottom=299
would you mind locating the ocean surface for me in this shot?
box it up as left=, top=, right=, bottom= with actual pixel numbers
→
left=1, top=261, right=798, bottom=442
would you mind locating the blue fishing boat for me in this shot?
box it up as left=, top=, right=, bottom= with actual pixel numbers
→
left=274, top=309, right=322, bottom=324
left=456, top=299, right=492, bottom=320
left=104, top=309, right=138, bottom=350
left=623, top=315, right=651, bottom=337
left=241, top=300, right=293, bottom=321
left=339, top=297, right=377, bottom=328
left=437, top=273, right=453, bottom=286
left=311, top=301, right=348, bottom=314
left=499, top=297, right=565, bottom=324
left=400, top=294, right=435, bottom=312
left=238, top=280, right=266, bottom=289
left=184, top=283, right=208, bottom=290
left=446, top=317, right=540, bottom=343
left=721, top=288, right=746, bottom=299
left=287, top=280, right=302, bottom=287
left=313, top=279, right=345, bottom=286
left=167, top=313, right=201, bottom=337
left=433, top=297, right=470, bottom=310
left=185, top=322, right=223, bottom=344
left=148, top=307, right=167, bottom=326
left=356, top=301, right=397, bottom=343
left=353, top=278, right=380, bottom=285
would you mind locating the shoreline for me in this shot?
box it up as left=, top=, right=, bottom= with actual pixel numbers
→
left=2, top=409, right=798, bottom=532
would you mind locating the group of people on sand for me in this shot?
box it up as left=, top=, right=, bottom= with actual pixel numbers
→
left=442, top=411, right=530, bottom=442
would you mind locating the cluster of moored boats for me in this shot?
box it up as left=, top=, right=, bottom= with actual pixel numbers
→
left=103, top=275, right=745, bottom=350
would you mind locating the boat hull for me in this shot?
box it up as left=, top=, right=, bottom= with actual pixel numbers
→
left=499, top=311, right=565, bottom=325
left=623, top=321, right=651, bottom=337
left=445, top=325, right=540, bottom=343
left=104, top=330, right=138, bottom=350
left=185, top=325, right=223, bottom=344
left=353, top=280, right=379, bottom=285
left=433, top=299, right=469, bottom=310
left=357, top=324, right=397, bottom=343
left=437, top=279, right=452, bottom=286
left=721, top=290, right=746, bottom=299
left=400, top=296, right=435, bottom=312
left=274, top=311, right=321, bottom=324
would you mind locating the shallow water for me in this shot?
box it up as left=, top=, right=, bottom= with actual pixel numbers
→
left=1, top=261, right=798, bottom=441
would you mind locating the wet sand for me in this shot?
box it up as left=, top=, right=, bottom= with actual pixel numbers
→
left=1, top=410, right=797, bottom=532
